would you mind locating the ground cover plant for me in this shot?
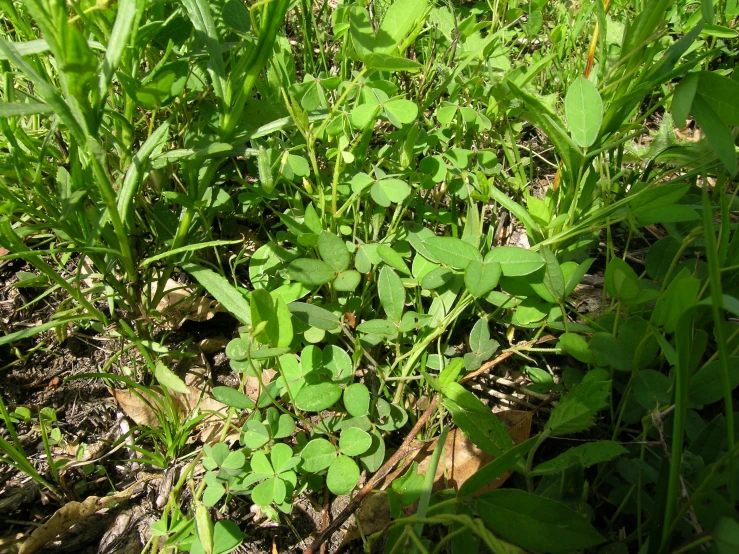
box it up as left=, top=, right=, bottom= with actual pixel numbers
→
left=0, top=0, right=738, bottom=552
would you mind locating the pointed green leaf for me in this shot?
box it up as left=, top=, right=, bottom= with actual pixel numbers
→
left=378, top=266, right=405, bottom=322
left=477, top=490, right=604, bottom=553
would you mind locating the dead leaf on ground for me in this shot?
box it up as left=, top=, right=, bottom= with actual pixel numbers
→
left=18, top=478, right=153, bottom=554
left=112, top=389, right=161, bottom=428
left=245, top=369, right=277, bottom=402
left=154, top=279, right=225, bottom=329
left=111, top=374, right=228, bottom=441
left=199, top=337, right=229, bottom=354
left=345, top=410, right=533, bottom=545
left=414, top=409, right=532, bottom=493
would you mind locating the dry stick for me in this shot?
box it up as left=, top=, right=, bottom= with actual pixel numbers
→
left=302, top=335, right=558, bottom=554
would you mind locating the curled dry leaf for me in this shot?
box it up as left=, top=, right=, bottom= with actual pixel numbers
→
left=112, top=389, right=161, bottom=428
left=18, top=478, right=154, bottom=554
left=154, top=279, right=225, bottom=329
left=112, top=373, right=228, bottom=443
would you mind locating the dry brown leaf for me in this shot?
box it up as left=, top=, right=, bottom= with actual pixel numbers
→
left=112, top=379, right=228, bottom=439
left=18, top=478, right=153, bottom=554
left=344, top=410, right=533, bottom=546
left=245, top=369, right=277, bottom=401
left=199, top=337, right=229, bottom=354
left=154, top=279, right=225, bottom=329
left=112, top=389, right=160, bottom=427
left=350, top=490, right=396, bottom=539
left=415, top=409, right=532, bottom=493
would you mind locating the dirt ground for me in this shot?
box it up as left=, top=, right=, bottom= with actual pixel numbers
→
left=0, top=259, right=365, bottom=554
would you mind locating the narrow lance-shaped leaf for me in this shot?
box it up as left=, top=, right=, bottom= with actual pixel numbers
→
left=378, top=266, right=405, bottom=322
left=98, top=0, right=141, bottom=104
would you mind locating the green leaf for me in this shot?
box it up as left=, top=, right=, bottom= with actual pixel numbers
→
left=713, top=517, right=739, bottom=554
left=370, top=178, right=411, bottom=207
left=274, top=414, right=296, bottom=439
left=350, top=102, right=380, bottom=129
left=691, top=96, right=736, bottom=174
left=295, top=383, right=342, bottom=412
left=203, top=483, right=225, bottom=507
left=286, top=258, right=336, bottom=286
left=565, top=76, right=603, bottom=148
left=333, top=270, right=362, bottom=291
left=421, top=266, right=455, bottom=290
left=363, top=53, right=422, bottom=72
left=318, top=231, right=350, bottom=272
left=323, top=345, right=353, bottom=383
left=327, top=455, right=360, bottom=495
left=375, top=0, right=428, bottom=53
left=212, top=520, right=242, bottom=554
left=128, top=60, right=189, bottom=108
left=633, top=369, right=671, bottom=410
left=464, top=260, right=501, bottom=297
left=182, top=263, right=251, bottom=325
left=154, top=361, right=189, bottom=394
left=250, top=450, right=273, bottom=475
left=653, top=271, right=701, bottom=333
left=672, top=73, right=698, bottom=128
left=377, top=245, right=411, bottom=275
left=477, top=489, right=604, bottom=553
left=349, top=6, right=375, bottom=58
left=695, top=71, right=739, bottom=126
left=689, top=358, right=739, bottom=407
left=422, top=236, right=482, bottom=269
left=252, top=477, right=284, bottom=507
left=383, top=98, right=418, bottom=125
left=485, top=247, right=544, bottom=277
left=558, top=333, right=592, bottom=364
left=250, top=289, right=279, bottom=346
left=441, top=382, right=513, bottom=456
left=288, top=302, right=340, bottom=331
left=539, top=247, right=565, bottom=301
left=0, top=100, right=53, bottom=117
left=300, top=438, right=337, bottom=472
left=701, top=23, right=738, bottom=38
left=212, top=386, right=255, bottom=410
left=419, top=155, right=447, bottom=182
left=339, top=427, right=372, bottom=456
left=344, top=383, right=371, bottom=417
left=604, top=257, right=640, bottom=301
left=222, top=450, right=245, bottom=470
left=531, top=441, right=628, bottom=475
left=222, top=0, right=251, bottom=32
left=242, top=421, right=270, bottom=449
left=545, top=377, right=610, bottom=436
left=356, top=318, right=398, bottom=335
left=270, top=443, right=294, bottom=473
left=360, top=430, right=386, bottom=472
left=378, top=266, right=405, bottom=322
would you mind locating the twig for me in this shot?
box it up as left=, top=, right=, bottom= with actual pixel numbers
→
left=303, top=396, right=439, bottom=554
left=302, top=335, right=558, bottom=554
left=320, top=487, right=330, bottom=554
